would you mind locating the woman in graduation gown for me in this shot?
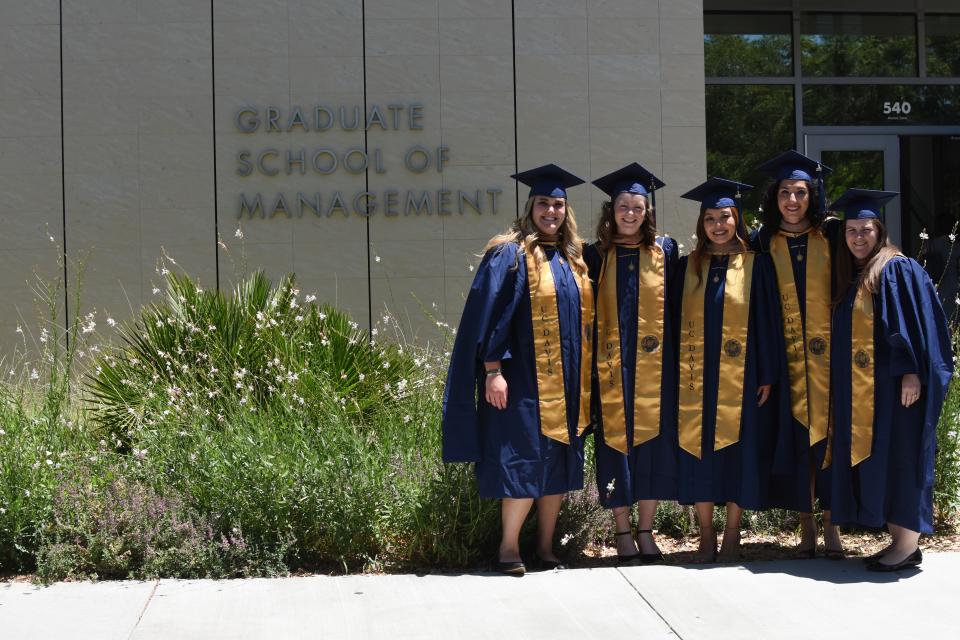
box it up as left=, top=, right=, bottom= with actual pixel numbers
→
left=441, top=164, right=594, bottom=576
left=828, top=189, right=953, bottom=571
left=751, top=151, right=844, bottom=559
left=583, top=163, right=679, bottom=565
left=676, top=178, right=782, bottom=562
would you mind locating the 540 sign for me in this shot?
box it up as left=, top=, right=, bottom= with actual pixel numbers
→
left=883, top=101, right=912, bottom=119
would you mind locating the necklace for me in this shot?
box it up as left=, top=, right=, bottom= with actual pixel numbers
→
left=785, top=233, right=807, bottom=263
left=709, top=256, right=727, bottom=283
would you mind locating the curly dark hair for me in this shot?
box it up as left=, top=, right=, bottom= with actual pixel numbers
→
left=593, top=196, right=656, bottom=251
left=758, top=178, right=824, bottom=244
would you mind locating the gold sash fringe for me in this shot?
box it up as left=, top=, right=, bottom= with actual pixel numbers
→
left=679, top=253, right=754, bottom=459
left=595, top=244, right=666, bottom=454
left=850, top=287, right=875, bottom=466
left=770, top=232, right=831, bottom=446
left=525, top=247, right=594, bottom=445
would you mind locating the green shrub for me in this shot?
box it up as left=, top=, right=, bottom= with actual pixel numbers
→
left=934, top=328, right=960, bottom=528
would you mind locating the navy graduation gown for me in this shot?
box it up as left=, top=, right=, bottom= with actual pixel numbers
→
left=584, top=238, right=680, bottom=508
left=676, top=252, right=782, bottom=509
left=441, top=242, right=586, bottom=498
left=751, top=227, right=834, bottom=512
left=829, top=257, right=953, bottom=534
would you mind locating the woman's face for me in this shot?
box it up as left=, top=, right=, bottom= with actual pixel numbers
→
left=701, top=207, right=738, bottom=245
left=845, top=219, right=879, bottom=262
left=531, top=196, right=566, bottom=237
left=777, top=179, right=810, bottom=226
left=613, top=192, right=648, bottom=238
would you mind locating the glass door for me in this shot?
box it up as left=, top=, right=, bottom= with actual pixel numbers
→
left=805, top=134, right=901, bottom=246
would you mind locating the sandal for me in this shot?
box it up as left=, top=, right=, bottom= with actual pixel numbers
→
left=615, top=529, right=642, bottom=565
left=636, top=529, right=664, bottom=564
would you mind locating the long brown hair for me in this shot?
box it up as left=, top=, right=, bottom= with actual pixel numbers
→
left=831, top=218, right=902, bottom=307
left=687, top=206, right=750, bottom=290
left=484, top=196, right=589, bottom=278
left=593, top=193, right=656, bottom=251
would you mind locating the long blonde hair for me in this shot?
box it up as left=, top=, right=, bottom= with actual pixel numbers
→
left=831, top=218, right=902, bottom=306
left=484, top=197, right=589, bottom=278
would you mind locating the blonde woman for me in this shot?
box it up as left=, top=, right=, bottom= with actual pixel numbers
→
left=442, top=165, right=594, bottom=576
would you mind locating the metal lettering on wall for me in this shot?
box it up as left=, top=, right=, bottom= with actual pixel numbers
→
left=234, top=104, right=503, bottom=219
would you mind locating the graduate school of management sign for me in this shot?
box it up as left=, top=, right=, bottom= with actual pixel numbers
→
left=233, top=103, right=504, bottom=220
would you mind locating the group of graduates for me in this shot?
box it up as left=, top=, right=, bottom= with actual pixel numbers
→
left=441, top=151, right=954, bottom=577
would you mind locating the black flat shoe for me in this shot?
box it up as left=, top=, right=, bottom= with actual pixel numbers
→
left=615, top=529, right=642, bottom=565
left=866, top=548, right=922, bottom=572
left=862, top=545, right=894, bottom=563
left=495, top=559, right=526, bottom=576
left=534, top=556, right=566, bottom=571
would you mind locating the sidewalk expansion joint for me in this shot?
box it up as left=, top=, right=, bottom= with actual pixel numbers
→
left=615, top=568, right=684, bottom=639
left=127, top=578, right=160, bottom=640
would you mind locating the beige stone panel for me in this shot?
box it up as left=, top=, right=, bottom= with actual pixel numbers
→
left=516, top=127, right=590, bottom=172
left=139, top=243, right=216, bottom=292
left=515, top=0, right=587, bottom=18
left=587, top=18, right=660, bottom=54
left=588, top=54, right=660, bottom=91
left=514, top=18, right=588, bottom=55
left=0, top=99, right=60, bottom=137
left=659, top=162, right=708, bottom=242
left=291, top=230, right=369, bottom=278
left=439, top=0, right=511, bottom=19
left=439, top=163, right=513, bottom=230
left=224, top=241, right=294, bottom=285
left=62, top=0, right=138, bottom=24
left=441, top=209, right=513, bottom=243
left=73, top=246, right=144, bottom=315
left=62, top=96, right=140, bottom=135
left=0, top=137, right=61, bottom=175
left=0, top=25, right=60, bottom=62
left=62, top=135, right=139, bottom=176
left=365, top=55, right=440, bottom=93
left=141, top=170, right=214, bottom=210
left=369, top=275, right=447, bottom=341
left=130, top=58, right=212, bottom=99
left=588, top=89, right=661, bottom=129
left=212, top=0, right=288, bottom=23
left=215, top=59, right=290, bottom=96
left=62, top=22, right=210, bottom=63
left=439, top=19, right=512, bottom=56
left=140, top=207, right=214, bottom=246
left=0, top=210, right=63, bottom=251
left=365, top=20, right=440, bottom=57
left=658, top=0, right=704, bottom=20
left=0, top=62, right=60, bottom=99
left=659, top=19, right=705, bottom=56
left=366, top=0, right=438, bottom=20
left=289, top=57, right=363, bottom=95
left=68, top=208, right=140, bottom=250
left=589, top=0, right=659, bottom=18
left=439, top=55, right=513, bottom=93
left=0, top=1, right=58, bottom=25
left=139, top=133, right=215, bottom=175
left=0, top=249, right=62, bottom=294
left=660, top=54, right=704, bottom=89
left=288, top=19, right=363, bottom=58
left=441, top=126, right=514, bottom=168
left=441, top=91, right=512, bottom=131
left=444, top=275, right=475, bottom=320
left=517, top=91, right=588, bottom=131
left=214, top=19, right=289, bottom=59
left=443, top=238, right=492, bottom=278
left=662, top=126, right=706, bottom=167
left=589, top=127, right=663, bottom=173
left=366, top=192, right=446, bottom=242
left=288, top=0, right=362, bottom=21
left=139, top=96, right=214, bottom=134
left=63, top=172, right=140, bottom=212
left=0, top=172, right=63, bottom=214
left=369, top=239, right=444, bottom=280
left=138, top=0, right=211, bottom=23
left=515, top=54, right=588, bottom=91
left=660, top=89, right=705, bottom=127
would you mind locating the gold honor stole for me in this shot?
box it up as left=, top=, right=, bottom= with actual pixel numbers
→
left=850, top=287, right=875, bottom=466
left=679, top=253, right=754, bottom=459
left=525, top=247, right=594, bottom=445
left=596, top=244, right=666, bottom=454
left=770, top=232, right=831, bottom=446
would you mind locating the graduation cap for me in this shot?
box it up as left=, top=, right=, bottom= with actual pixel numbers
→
left=756, top=150, right=833, bottom=212
left=511, top=164, right=585, bottom=199
left=592, top=162, right=666, bottom=222
left=681, top=177, right=754, bottom=239
left=828, top=189, right=899, bottom=222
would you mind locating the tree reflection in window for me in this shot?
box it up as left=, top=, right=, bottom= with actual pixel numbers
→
left=801, top=13, right=917, bottom=77
left=704, top=12, right=792, bottom=77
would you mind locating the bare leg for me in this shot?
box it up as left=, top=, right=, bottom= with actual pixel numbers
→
left=612, top=506, right=638, bottom=556
left=822, top=510, right=844, bottom=555
left=499, top=498, right=534, bottom=562
left=879, top=523, right=920, bottom=565
left=799, top=459, right=818, bottom=551
left=535, top=494, right=564, bottom=562
left=693, top=502, right=717, bottom=563
left=636, top=499, right=661, bottom=555
left=719, top=502, right=743, bottom=561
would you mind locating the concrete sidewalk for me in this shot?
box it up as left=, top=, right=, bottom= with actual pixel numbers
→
left=3, top=553, right=959, bottom=639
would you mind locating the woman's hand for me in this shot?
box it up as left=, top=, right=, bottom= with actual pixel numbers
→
left=901, top=373, right=921, bottom=407
left=757, top=384, right=771, bottom=407
left=485, top=373, right=508, bottom=410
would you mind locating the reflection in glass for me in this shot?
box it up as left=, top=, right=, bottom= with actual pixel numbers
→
left=704, top=12, right=792, bottom=77
left=801, top=13, right=917, bottom=77
left=705, top=84, right=795, bottom=217
left=901, top=136, right=960, bottom=278
left=819, top=150, right=884, bottom=205
left=926, top=14, right=960, bottom=77
left=803, top=84, right=960, bottom=126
